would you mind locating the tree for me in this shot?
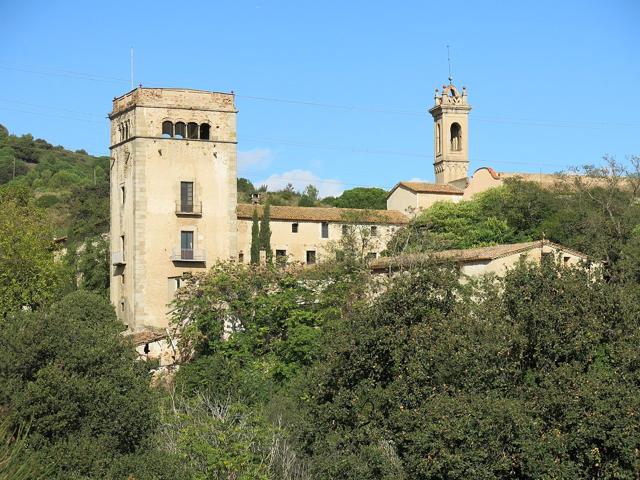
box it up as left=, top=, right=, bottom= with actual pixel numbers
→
left=259, top=201, right=273, bottom=263
left=298, top=260, right=640, bottom=478
left=298, top=185, right=319, bottom=207
left=0, top=291, right=159, bottom=478
left=250, top=207, right=260, bottom=264
left=0, top=184, right=68, bottom=318
left=328, top=187, right=388, bottom=210
left=73, top=235, right=109, bottom=296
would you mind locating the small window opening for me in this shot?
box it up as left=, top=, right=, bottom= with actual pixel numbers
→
left=450, top=122, right=462, bottom=152
left=199, top=123, right=210, bottom=140
left=321, top=222, right=329, bottom=239
left=175, top=122, right=186, bottom=139
left=143, top=343, right=150, bottom=354
left=342, top=224, right=349, bottom=235
left=292, top=222, right=299, bottom=233
left=120, top=185, right=125, bottom=205
left=370, top=226, right=378, bottom=236
left=238, top=252, right=244, bottom=263
left=162, top=121, right=173, bottom=138
left=276, top=249, right=287, bottom=264
left=366, top=252, right=377, bottom=260
left=306, top=250, right=316, bottom=265
left=436, top=123, right=441, bottom=155
left=187, top=122, right=199, bottom=139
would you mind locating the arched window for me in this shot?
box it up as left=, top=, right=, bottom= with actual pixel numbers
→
left=199, top=123, right=210, bottom=140
left=175, top=122, right=186, bottom=139
left=187, top=122, right=198, bottom=139
left=450, top=122, right=462, bottom=151
left=436, top=123, right=441, bottom=154
left=162, top=121, right=173, bottom=138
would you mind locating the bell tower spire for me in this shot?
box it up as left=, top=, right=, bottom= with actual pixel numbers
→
left=429, top=82, right=471, bottom=188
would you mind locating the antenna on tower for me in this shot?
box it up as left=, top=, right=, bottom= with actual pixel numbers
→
left=130, top=47, right=134, bottom=90
left=446, top=44, right=453, bottom=84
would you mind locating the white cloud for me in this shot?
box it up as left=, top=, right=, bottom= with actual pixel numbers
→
left=238, top=148, right=272, bottom=173
left=256, top=169, right=344, bottom=198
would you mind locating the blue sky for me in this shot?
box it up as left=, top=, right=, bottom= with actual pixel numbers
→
left=1, top=0, right=638, bottom=197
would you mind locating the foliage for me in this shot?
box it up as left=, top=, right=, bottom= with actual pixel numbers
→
left=298, top=185, right=319, bottom=207
left=297, top=260, right=640, bottom=478
left=0, top=418, right=50, bottom=480
left=325, top=187, right=388, bottom=210
left=260, top=201, right=273, bottom=263
left=0, top=124, right=110, bottom=239
left=0, top=184, right=69, bottom=318
left=157, top=394, right=310, bottom=480
left=71, top=235, right=110, bottom=296
left=172, top=263, right=335, bottom=400
left=0, top=291, right=158, bottom=479
left=251, top=207, right=260, bottom=264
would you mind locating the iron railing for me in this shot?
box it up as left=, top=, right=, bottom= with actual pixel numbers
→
left=171, top=248, right=206, bottom=262
left=175, top=202, right=202, bottom=215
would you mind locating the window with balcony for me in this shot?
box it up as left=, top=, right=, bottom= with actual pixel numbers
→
left=181, top=231, right=193, bottom=260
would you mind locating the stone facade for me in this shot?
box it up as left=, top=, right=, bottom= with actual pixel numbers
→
left=236, top=204, right=409, bottom=264
left=109, top=87, right=238, bottom=332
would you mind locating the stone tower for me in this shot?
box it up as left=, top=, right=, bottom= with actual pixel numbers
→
left=429, top=83, right=472, bottom=189
left=109, top=88, right=238, bottom=333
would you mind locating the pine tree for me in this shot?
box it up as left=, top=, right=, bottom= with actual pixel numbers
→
left=259, top=201, right=273, bottom=263
left=250, top=208, right=260, bottom=264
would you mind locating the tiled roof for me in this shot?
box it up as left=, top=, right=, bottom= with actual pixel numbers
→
left=370, top=240, right=589, bottom=270
left=389, top=181, right=464, bottom=197
left=125, top=329, right=167, bottom=346
left=237, top=204, right=409, bottom=225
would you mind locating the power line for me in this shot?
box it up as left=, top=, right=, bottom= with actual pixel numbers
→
left=0, top=107, right=106, bottom=124
left=0, top=98, right=105, bottom=119
left=0, top=65, right=129, bottom=84
left=3, top=63, right=639, bottom=129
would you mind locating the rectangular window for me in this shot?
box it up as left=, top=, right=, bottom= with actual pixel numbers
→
left=292, top=222, right=299, bottom=233
left=321, top=222, right=329, bottom=239
left=120, top=235, right=125, bottom=260
left=238, top=252, right=244, bottom=263
left=276, top=249, right=287, bottom=264
left=366, top=252, right=377, bottom=260
left=121, top=273, right=125, bottom=285
left=180, top=182, right=194, bottom=212
left=181, top=231, right=194, bottom=260
left=342, top=224, right=349, bottom=235
left=370, top=226, right=378, bottom=237
left=306, top=250, right=316, bottom=265
left=120, top=185, right=125, bottom=206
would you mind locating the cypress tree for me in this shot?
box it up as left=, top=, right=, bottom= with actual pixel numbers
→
left=259, top=201, right=273, bottom=263
left=250, top=207, right=260, bottom=264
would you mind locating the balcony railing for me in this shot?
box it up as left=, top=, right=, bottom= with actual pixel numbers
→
left=175, top=202, right=202, bottom=216
left=112, top=251, right=125, bottom=265
left=171, top=248, right=206, bottom=262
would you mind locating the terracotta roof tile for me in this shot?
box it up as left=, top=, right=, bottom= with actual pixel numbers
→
left=237, top=204, right=409, bottom=225
left=370, top=240, right=589, bottom=271
left=389, top=181, right=464, bottom=196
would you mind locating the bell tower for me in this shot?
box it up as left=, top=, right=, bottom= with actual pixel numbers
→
left=429, top=83, right=471, bottom=188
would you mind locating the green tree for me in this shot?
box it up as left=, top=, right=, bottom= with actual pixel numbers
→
left=250, top=207, right=260, bottom=264
left=328, top=187, right=388, bottom=210
left=0, top=185, right=68, bottom=318
left=298, top=184, right=319, bottom=207
left=73, top=235, right=109, bottom=296
left=259, top=201, right=273, bottom=263
left=298, top=260, right=640, bottom=478
left=0, top=291, right=159, bottom=479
